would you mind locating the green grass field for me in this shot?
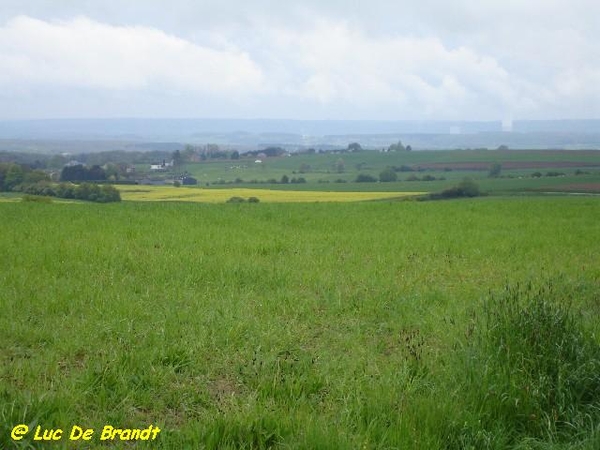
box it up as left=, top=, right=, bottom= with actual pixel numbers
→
left=136, top=149, right=600, bottom=197
left=2, top=197, right=599, bottom=449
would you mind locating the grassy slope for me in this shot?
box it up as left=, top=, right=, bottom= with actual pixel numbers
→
left=1, top=198, right=599, bottom=449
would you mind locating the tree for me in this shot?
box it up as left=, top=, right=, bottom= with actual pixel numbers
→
left=262, top=147, right=285, bottom=157
left=356, top=173, right=377, bottom=182
left=60, top=164, right=106, bottom=182
left=5, top=164, right=25, bottom=190
left=88, top=165, right=107, bottom=181
left=230, top=150, right=240, bottom=160
left=348, top=142, right=362, bottom=152
left=388, top=140, right=405, bottom=152
left=0, top=163, right=9, bottom=191
left=19, top=170, right=50, bottom=186
left=335, top=158, right=345, bottom=173
left=379, top=167, right=398, bottom=182
left=182, top=145, right=196, bottom=162
left=48, top=155, right=68, bottom=170
left=103, top=163, right=120, bottom=181
left=61, top=165, right=86, bottom=182
left=280, top=174, right=289, bottom=184
left=172, top=150, right=183, bottom=167
left=488, top=163, right=502, bottom=178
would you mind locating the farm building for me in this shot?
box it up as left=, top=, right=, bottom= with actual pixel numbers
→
left=150, top=160, right=174, bottom=171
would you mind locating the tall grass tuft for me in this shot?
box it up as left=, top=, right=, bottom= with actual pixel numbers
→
left=446, top=281, right=600, bottom=447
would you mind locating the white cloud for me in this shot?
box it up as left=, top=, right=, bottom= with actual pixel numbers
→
left=254, top=22, right=536, bottom=119
left=0, top=2, right=600, bottom=120
left=0, top=16, right=263, bottom=93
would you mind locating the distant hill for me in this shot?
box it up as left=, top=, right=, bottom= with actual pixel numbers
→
left=0, top=119, right=598, bottom=151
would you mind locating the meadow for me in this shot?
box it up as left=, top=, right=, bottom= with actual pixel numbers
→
left=126, top=149, right=600, bottom=203
left=1, top=197, right=599, bottom=449
left=174, top=150, right=600, bottom=192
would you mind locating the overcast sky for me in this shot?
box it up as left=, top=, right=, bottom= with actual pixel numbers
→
left=0, top=0, right=599, bottom=121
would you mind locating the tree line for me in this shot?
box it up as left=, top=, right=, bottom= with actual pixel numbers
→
left=0, top=163, right=120, bottom=203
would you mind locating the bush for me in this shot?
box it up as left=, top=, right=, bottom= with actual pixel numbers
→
left=65, top=183, right=121, bottom=202
left=19, top=182, right=56, bottom=197
left=10, top=182, right=120, bottom=203
left=356, top=174, right=377, bottom=183
left=226, top=196, right=246, bottom=203
left=226, top=196, right=260, bottom=203
left=450, top=282, right=600, bottom=445
left=455, top=179, right=480, bottom=197
left=427, top=179, right=481, bottom=200
left=97, top=185, right=121, bottom=203
left=55, top=183, right=76, bottom=199
left=379, top=167, right=398, bottom=182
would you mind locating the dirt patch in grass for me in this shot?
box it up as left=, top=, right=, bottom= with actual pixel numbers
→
left=207, top=376, right=241, bottom=407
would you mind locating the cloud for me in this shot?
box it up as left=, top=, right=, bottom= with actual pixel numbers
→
left=0, top=5, right=599, bottom=120
left=0, top=16, right=263, bottom=93
left=254, top=22, right=536, bottom=119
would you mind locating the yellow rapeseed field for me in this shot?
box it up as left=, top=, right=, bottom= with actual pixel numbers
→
left=117, top=185, right=421, bottom=203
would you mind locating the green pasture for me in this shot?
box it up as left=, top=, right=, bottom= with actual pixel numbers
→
left=1, top=198, right=600, bottom=449
left=202, top=172, right=600, bottom=194
left=145, top=149, right=600, bottom=194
